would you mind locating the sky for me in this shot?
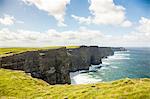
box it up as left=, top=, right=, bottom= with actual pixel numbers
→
left=0, top=0, right=150, bottom=47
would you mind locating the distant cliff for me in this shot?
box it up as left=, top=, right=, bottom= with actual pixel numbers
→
left=0, top=46, right=114, bottom=84
left=68, top=46, right=114, bottom=72
left=112, top=47, right=127, bottom=51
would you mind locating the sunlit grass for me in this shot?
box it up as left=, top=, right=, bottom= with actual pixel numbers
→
left=0, top=46, right=80, bottom=57
left=66, top=46, right=80, bottom=49
left=0, top=69, right=150, bottom=99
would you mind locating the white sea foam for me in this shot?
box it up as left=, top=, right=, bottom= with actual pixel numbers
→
left=115, top=53, right=130, bottom=56
left=109, top=56, right=130, bottom=60
left=90, top=65, right=101, bottom=70
left=106, top=54, right=130, bottom=60
left=126, top=50, right=130, bottom=53
left=102, top=62, right=110, bottom=65
left=70, top=73, right=102, bottom=84
left=100, top=72, right=105, bottom=75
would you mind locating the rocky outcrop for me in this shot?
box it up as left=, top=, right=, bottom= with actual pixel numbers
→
left=0, top=48, right=70, bottom=84
left=0, top=46, right=114, bottom=84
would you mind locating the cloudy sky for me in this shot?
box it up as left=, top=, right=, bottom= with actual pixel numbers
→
left=0, top=0, right=150, bottom=47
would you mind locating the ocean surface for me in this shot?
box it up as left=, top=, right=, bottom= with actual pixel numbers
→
left=70, top=48, right=150, bottom=84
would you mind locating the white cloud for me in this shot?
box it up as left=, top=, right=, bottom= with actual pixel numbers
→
left=72, top=0, right=132, bottom=27
left=0, top=17, right=150, bottom=47
left=121, top=20, right=133, bottom=27
left=137, top=17, right=150, bottom=33
left=0, top=27, right=105, bottom=47
left=119, top=17, right=150, bottom=46
left=0, top=15, right=15, bottom=26
left=22, top=0, right=70, bottom=27
left=71, top=15, right=92, bottom=25
left=0, top=28, right=149, bottom=47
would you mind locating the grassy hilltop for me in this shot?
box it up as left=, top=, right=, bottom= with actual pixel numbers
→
left=0, top=69, right=150, bottom=99
left=0, top=46, right=79, bottom=57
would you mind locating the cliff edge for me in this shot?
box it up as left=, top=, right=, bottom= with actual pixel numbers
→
left=0, top=46, right=114, bottom=84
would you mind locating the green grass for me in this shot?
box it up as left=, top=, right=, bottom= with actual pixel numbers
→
left=0, top=69, right=150, bottom=99
left=0, top=46, right=79, bottom=57
left=66, top=46, right=80, bottom=49
left=0, top=47, right=59, bottom=57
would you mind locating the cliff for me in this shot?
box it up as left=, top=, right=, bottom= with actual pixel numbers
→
left=67, top=46, right=91, bottom=72
left=0, top=46, right=114, bottom=84
left=68, top=46, right=114, bottom=72
left=0, top=48, right=70, bottom=84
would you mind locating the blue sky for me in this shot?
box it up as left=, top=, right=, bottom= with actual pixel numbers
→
left=0, top=0, right=150, bottom=47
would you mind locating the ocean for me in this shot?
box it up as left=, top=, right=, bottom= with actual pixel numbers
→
left=70, top=48, right=150, bottom=84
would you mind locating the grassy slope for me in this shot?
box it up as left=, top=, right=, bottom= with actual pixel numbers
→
left=0, top=46, right=79, bottom=57
left=0, top=69, right=150, bottom=99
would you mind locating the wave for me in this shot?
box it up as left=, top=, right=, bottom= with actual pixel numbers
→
left=70, top=51, right=131, bottom=84
left=70, top=73, right=102, bottom=84
left=90, top=65, right=102, bottom=68
left=126, top=50, right=130, bottom=53
left=111, top=66, right=119, bottom=69
left=114, top=50, right=130, bottom=54
left=109, top=56, right=130, bottom=60
left=106, top=54, right=131, bottom=60
left=100, top=66, right=110, bottom=70
left=102, top=62, right=110, bottom=65
left=114, top=53, right=130, bottom=56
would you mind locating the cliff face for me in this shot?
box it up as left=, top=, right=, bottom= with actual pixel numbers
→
left=67, top=46, right=91, bottom=72
left=98, top=47, right=114, bottom=58
left=68, top=46, right=114, bottom=72
left=0, top=46, right=114, bottom=84
left=0, top=48, right=70, bottom=84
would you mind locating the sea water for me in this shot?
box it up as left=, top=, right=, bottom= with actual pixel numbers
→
left=70, top=48, right=150, bottom=84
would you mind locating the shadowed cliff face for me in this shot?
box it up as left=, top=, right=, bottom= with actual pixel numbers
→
left=67, top=46, right=91, bottom=72
left=98, top=47, right=114, bottom=58
left=0, top=46, right=114, bottom=84
left=0, top=48, right=71, bottom=84
left=68, top=46, right=114, bottom=72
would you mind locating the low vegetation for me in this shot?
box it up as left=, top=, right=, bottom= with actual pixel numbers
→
left=0, top=46, right=79, bottom=57
left=0, top=69, right=150, bottom=99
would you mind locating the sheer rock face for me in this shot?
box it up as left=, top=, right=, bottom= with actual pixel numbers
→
left=98, top=47, right=114, bottom=58
left=90, top=46, right=102, bottom=65
left=0, top=46, right=114, bottom=84
left=68, top=46, right=114, bottom=72
left=67, top=46, right=91, bottom=72
left=0, top=48, right=71, bottom=85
